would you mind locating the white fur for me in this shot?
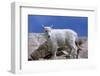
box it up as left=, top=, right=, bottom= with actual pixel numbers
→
left=44, top=26, right=78, bottom=59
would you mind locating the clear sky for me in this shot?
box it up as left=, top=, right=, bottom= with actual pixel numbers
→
left=28, top=15, right=88, bottom=37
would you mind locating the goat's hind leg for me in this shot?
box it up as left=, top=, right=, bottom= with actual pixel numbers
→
left=71, top=46, right=77, bottom=58
left=69, top=40, right=78, bottom=59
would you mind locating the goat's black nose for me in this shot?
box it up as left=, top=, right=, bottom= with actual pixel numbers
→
left=48, top=35, right=50, bottom=38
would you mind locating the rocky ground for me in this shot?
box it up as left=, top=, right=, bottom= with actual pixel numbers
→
left=28, top=33, right=88, bottom=61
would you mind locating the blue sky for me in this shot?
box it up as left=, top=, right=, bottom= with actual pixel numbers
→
left=28, top=15, right=88, bottom=37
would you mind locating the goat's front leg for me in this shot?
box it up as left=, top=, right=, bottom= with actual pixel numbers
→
left=51, top=48, right=57, bottom=59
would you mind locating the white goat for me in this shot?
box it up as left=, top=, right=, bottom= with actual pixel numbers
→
left=43, top=26, right=78, bottom=59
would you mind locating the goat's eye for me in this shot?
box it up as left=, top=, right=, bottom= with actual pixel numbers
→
left=45, top=30, right=48, bottom=32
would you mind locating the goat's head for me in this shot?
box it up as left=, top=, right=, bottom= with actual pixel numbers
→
left=42, top=25, right=53, bottom=38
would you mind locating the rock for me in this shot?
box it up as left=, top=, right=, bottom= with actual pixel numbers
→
left=31, top=41, right=50, bottom=60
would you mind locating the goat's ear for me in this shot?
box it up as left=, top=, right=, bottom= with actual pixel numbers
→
left=51, top=24, right=53, bottom=28
left=42, top=25, right=44, bottom=28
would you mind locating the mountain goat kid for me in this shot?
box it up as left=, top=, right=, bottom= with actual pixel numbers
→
left=43, top=26, right=78, bottom=59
